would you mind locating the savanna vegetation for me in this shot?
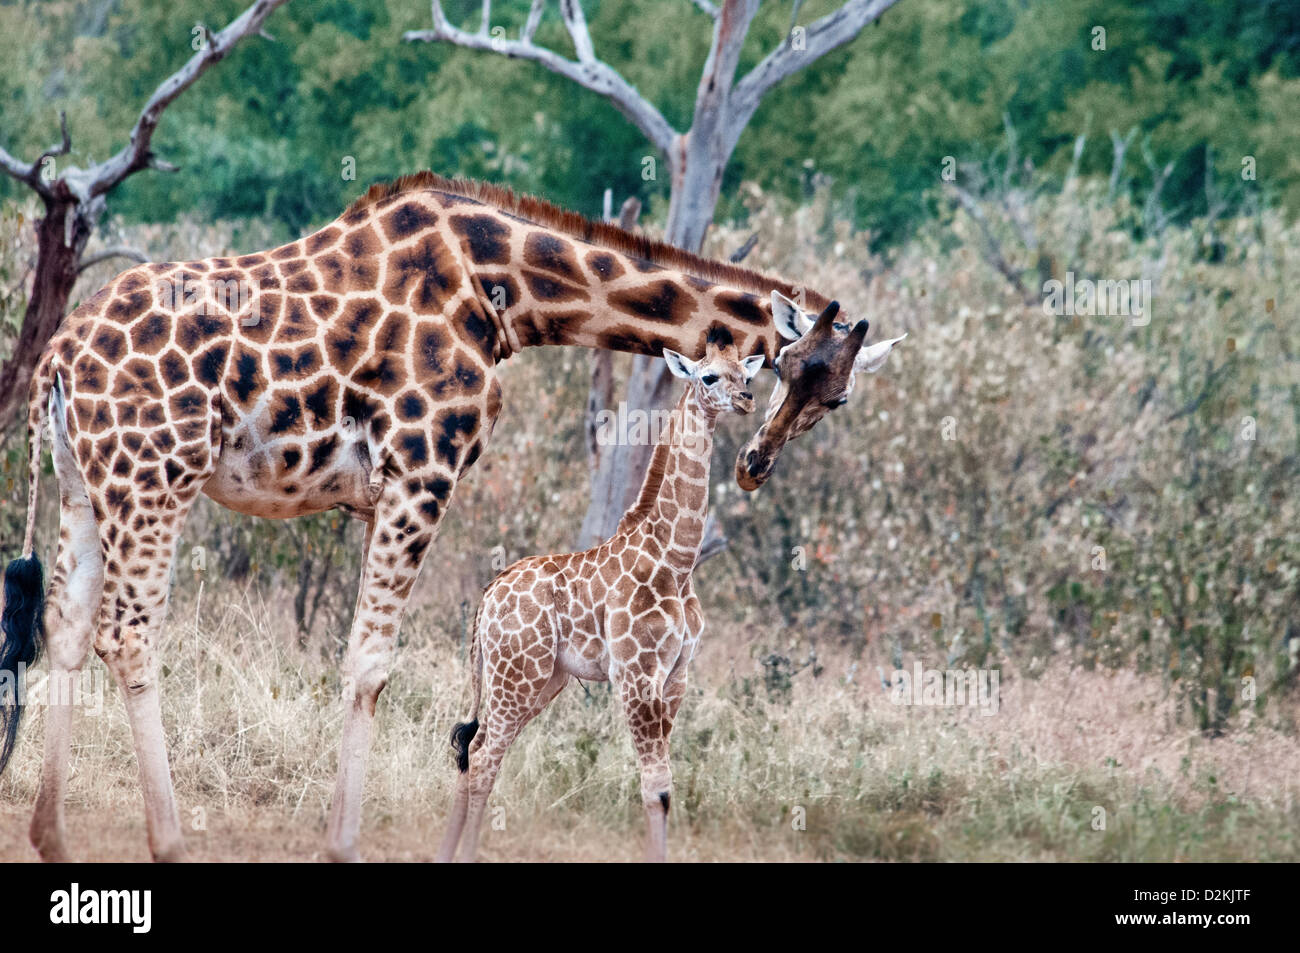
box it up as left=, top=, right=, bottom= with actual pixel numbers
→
left=0, top=0, right=1297, bottom=860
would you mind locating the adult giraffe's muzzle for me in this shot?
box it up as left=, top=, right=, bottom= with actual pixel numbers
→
left=736, top=430, right=782, bottom=491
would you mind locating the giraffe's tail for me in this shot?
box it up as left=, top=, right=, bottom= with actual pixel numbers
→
left=0, top=356, right=54, bottom=775
left=449, top=600, right=485, bottom=773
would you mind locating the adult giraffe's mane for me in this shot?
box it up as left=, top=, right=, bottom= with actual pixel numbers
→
left=345, top=171, right=830, bottom=310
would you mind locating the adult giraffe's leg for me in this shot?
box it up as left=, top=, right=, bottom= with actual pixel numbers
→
left=93, top=488, right=208, bottom=862
left=82, top=384, right=219, bottom=863
left=29, top=434, right=104, bottom=862
left=325, top=484, right=443, bottom=862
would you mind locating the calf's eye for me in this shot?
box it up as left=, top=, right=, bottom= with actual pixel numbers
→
left=701, top=374, right=719, bottom=385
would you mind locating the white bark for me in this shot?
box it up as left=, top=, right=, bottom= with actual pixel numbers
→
left=405, top=1, right=675, bottom=157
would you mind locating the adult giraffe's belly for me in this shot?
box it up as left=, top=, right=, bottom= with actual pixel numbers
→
left=202, top=417, right=375, bottom=520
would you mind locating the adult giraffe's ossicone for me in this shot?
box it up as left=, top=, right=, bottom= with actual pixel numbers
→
left=0, top=171, right=901, bottom=862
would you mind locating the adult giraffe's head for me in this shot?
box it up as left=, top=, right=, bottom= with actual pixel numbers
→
left=735, top=292, right=906, bottom=491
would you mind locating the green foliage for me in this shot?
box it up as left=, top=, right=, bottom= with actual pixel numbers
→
left=2, top=1, right=1297, bottom=245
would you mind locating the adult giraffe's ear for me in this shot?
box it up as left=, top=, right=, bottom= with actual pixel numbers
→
left=740, top=354, right=766, bottom=381
left=854, top=333, right=907, bottom=374
left=771, top=291, right=812, bottom=341
left=662, top=348, right=698, bottom=380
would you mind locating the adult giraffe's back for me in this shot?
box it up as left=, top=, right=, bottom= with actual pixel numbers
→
left=0, top=172, right=903, bottom=861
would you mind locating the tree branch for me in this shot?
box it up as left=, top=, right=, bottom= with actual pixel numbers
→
left=33, top=112, right=73, bottom=187
left=729, top=231, right=759, bottom=262
left=0, top=111, right=72, bottom=198
left=523, top=0, right=545, bottom=42
left=728, top=0, right=901, bottom=151
left=405, top=0, right=677, bottom=158
left=83, top=0, right=290, bottom=200
left=695, top=0, right=761, bottom=125
left=658, top=0, right=761, bottom=246
left=76, top=245, right=150, bottom=274
left=0, top=146, right=38, bottom=189
left=558, top=0, right=595, bottom=63
left=695, top=512, right=729, bottom=566
left=690, top=0, right=719, bottom=17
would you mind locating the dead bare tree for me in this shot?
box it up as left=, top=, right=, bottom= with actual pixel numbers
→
left=407, top=0, right=904, bottom=544
left=0, top=0, right=291, bottom=434
left=581, top=193, right=641, bottom=547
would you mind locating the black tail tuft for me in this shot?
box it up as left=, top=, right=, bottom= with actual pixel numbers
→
left=450, top=719, right=479, bottom=773
left=1, top=554, right=45, bottom=775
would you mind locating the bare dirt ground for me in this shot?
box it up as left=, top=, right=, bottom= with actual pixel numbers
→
left=0, top=808, right=813, bottom=863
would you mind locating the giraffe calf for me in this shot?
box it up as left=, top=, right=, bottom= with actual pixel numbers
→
left=436, top=331, right=763, bottom=862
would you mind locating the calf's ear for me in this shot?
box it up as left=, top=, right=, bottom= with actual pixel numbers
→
left=741, top=354, right=766, bottom=381
left=663, top=348, right=698, bottom=380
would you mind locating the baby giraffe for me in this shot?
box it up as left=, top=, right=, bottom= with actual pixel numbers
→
left=436, top=329, right=763, bottom=862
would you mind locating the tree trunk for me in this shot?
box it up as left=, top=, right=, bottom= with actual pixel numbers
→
left=574, top=0, right=760, bottom=546
left=0, top=194, right=98, bottom=434
left=576, top=139, right=729, bottom=547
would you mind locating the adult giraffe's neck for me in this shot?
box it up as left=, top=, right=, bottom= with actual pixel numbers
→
left=616, top=387, right=717, bottom=564
left=450, top=209, right=789, bottom=364
left=335, top=177, right=827, bottom=364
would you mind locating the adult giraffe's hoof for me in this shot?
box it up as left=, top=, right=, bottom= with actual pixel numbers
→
left=326, top=844, right=363, bottom=863
left=32, top=838, right=73, bottom=863
left=30, top=818, right=72, bottom=863
left=152, top=840, right=189, bottom=863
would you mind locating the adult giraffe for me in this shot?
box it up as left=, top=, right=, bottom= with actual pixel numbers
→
left=0, top=172, right=903, bottom=862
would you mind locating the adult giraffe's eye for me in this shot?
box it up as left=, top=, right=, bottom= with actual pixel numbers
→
left=701, top=374, right=719, bottom=385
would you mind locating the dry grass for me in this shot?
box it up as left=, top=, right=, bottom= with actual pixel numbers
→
left=1, top=590, right=1296, bottom=862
